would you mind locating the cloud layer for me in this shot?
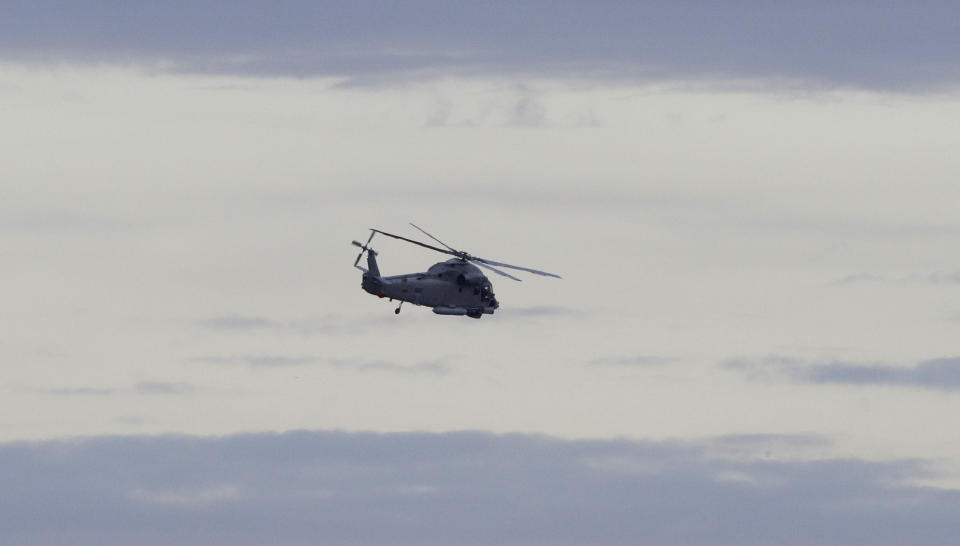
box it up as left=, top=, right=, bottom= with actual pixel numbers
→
left=3, top=1, right=960, bottom=89
left=725, top=356, right=960, bottom=391
left=1, top=430, right=958, bottom=546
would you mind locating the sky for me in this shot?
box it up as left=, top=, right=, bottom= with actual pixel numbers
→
left=2, top=2, right=960, bottom=544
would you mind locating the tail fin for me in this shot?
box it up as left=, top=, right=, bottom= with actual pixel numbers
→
left=366, top=249, right=381, bottom=277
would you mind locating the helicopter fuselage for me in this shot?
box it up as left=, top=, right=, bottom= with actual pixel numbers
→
left=361, top=258, right=499, bottom=318
left=352, top=225, right=559, bottom=318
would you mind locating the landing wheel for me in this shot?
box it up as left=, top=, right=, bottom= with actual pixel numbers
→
left=395, top=301, right=403, bottom=314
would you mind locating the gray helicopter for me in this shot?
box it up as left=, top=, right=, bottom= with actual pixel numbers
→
left=352, top=224, right=561, bottom=318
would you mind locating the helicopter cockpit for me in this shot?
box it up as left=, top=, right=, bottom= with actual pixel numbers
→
left=480, top=283, right=493, bottom=301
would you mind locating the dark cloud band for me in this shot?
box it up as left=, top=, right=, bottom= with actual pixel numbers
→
left=1, top=430, right=957, bottom=545
left=725, top=356, right=960, bottom=390
left=3, top=1, right=960, bottom=89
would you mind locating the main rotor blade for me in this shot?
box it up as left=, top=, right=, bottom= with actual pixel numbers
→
left=470, top=259, right=523, bottom=281
left=472, top=257, right=562, bottom=279
left=370, top=229, right=456, bottom=257
left=409, top=223, right=458, bottom=253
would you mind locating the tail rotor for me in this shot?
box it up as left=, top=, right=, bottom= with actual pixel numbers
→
left=351, top=230, right=377, bottom=272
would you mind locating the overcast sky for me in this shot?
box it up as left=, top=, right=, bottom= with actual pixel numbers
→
left=3, top=2, right=960, bottom=544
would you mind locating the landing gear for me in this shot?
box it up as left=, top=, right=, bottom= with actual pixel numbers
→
left=395, top=301, right=403, bottom=315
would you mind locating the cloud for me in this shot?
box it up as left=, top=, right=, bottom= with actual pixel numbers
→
left=24, top=383, right=195, bottom=396
left=3, top=2, right=960, bottom=90
left=135, top=381, right=195, bottom=395
left=501, top=306, right=582, bottom=318
left=831, top=273, right=889, bottom=285
left=128, top=484, right=241, bottom=507
left=200, top=315, right=282, bottom=331
left=905, top=272, right=960, bottom=285
left=197, top=314, right=414, bottom=336
left=321, top=357, right=449, bottom=375
left=508, top=95, right=548, bottom=127
left=0, top=212, right=136, bottom=233
left=34, top=387, right=117, bottom=396
left=705, top=434, right=834, bottom=461
left=724, top=356, right=960, bottom=391
left=832, top=272, right=960, bottom=285
left=192, top=355, right=450, bottom=374
left=0, top=430, right=957, bottom=545
left=423, top=87, right=596, bottom=129
left=193, top=355, right=320, bottom=368
left=589, top=355, right=681, bottom=367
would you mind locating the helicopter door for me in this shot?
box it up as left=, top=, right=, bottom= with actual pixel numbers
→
left=412, top=286, right=423, bottom=305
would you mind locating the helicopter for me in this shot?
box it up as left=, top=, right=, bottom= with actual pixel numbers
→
left=351, top=224, right=561, bottom=318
